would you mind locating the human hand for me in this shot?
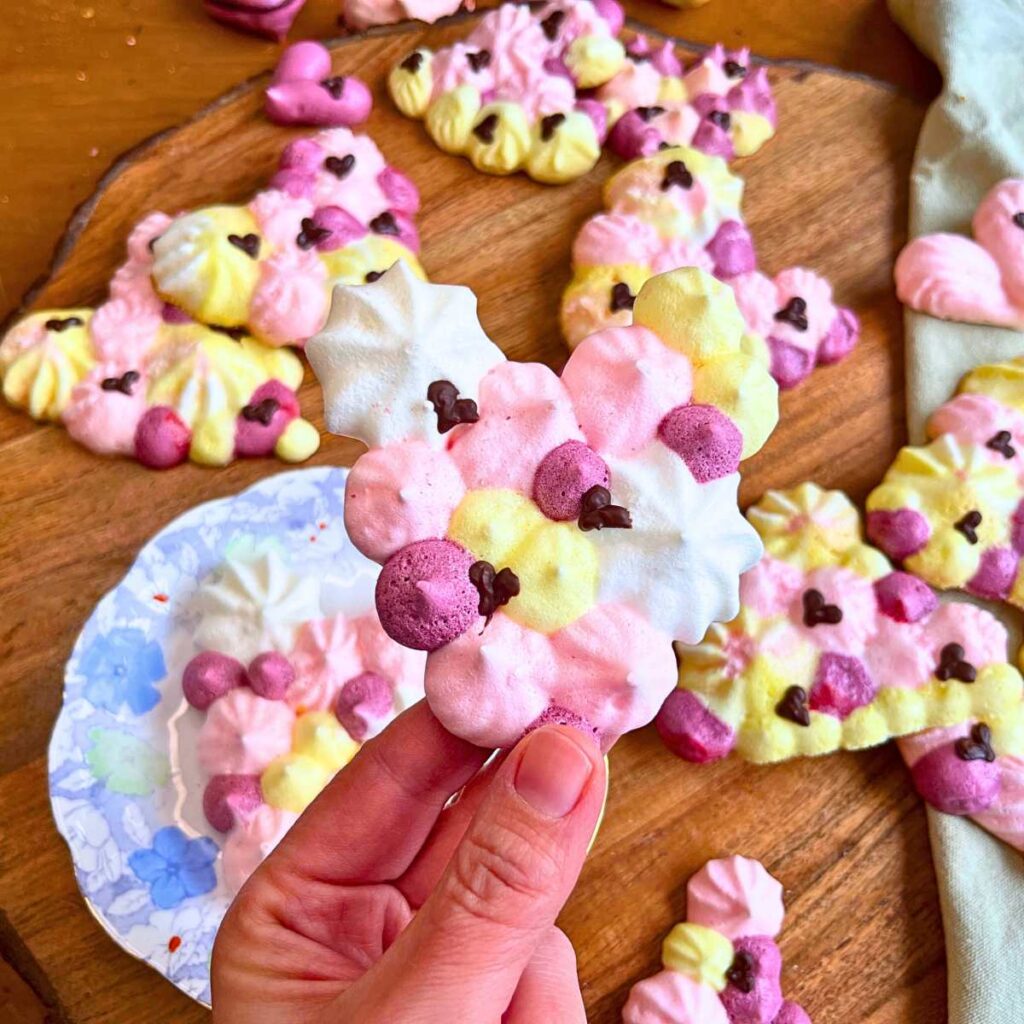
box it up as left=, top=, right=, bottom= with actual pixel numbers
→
left=211, top=702, right=607, bottom=1023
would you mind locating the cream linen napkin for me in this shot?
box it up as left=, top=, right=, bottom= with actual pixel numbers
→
left=886, top=1, right=1024, bottom=1021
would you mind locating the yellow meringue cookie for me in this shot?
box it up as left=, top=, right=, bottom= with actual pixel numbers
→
left=320, top=236, right=426, bottom=288
left=261, top=753, right=332, bottom=814
left=465, top=102, right=532, bottom=175
left=190, top=411, right=237, bottom=466
left=730, top=111, right=775, bottom=158
left=276, top=418, right=321, bottom=463
left=426, top=85, right=482, bottom=154
left=658, top=77, right=688, bottom=104
left=151, top=206, right=265, bottom=327
left=293, top=711, right=360, bottom=773
left=560, top=264, right=652, bottom=349
left=388, top=49, right=434, bottom=119
left=693, top=350, right=779, bottom=460
left=565, top=35, right=627, bottom=89
left=1, top=310, right=95, bottom=420
left=661, top=923, right=734, bottom=991
left=526, top=111, right=602, bottom=185
left=448, top=489, right=542, bottom=567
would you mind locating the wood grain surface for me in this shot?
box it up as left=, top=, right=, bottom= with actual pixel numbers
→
left=0, top=4, right=944, bottom=1023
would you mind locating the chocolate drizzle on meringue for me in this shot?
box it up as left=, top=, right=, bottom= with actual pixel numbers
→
left=802, top=588, right=842, bottom=627
left=241, top=397, right=280, bottom=426
left=370, top=212, right=400, bottom=237
left=473, top=113, right=500, bottom=144
left=324, top=154, right=355, bottom=179
left=296, top=218, right=332, bottom=250
left=427, top=380, right=479, bottom=433
left=100, top=370, right=141, bottom=396
left=774, top=297, right=809, bottom=331
left=936, top=643, right=977, bottom=683
left=45, top=316, right=84, bottom=332
left=467, top=49, right=491, bottom=73
left=320, top=76, right=347, bottom=99
left=540, top=113, right=566, bottom=141
left=987, top=430, right=1016, bottom=459
left=401, top=51, right=424, bottom=73
left=954, top=510, right=982, bottom=544
left=610, top=282, right=635, bottom=312
left=577, top=486, right=632, bottom=531
left=469, top=560, right=520, bottom=624
left=955, top=723, right=996, bottom=762
left=775, top=685, right=811, bottom=726
left=660, top=160, right=694, bottom=191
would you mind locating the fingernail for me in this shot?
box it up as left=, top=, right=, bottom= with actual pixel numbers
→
left=514, top=728, right=594, bottom=818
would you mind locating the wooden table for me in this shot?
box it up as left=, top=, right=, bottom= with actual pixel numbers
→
left=0, top=2, right=943, bottom=1022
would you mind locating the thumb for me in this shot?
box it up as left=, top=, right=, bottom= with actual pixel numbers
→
left=354, top=725, right=605, bottom=1022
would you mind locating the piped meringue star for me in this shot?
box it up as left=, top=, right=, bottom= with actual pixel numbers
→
left=307, top=261, right=506, bottom=449
left=598, top=444, right=763, bottom=643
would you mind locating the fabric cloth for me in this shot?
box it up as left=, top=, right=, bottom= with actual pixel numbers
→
left=888, top=1, right=1024, bottom=1021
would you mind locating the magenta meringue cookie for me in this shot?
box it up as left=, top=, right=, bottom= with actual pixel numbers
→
left=134, top=406, right=192, bottom=470
left=265, top=76, right=374, bottom=128
left=655, top=689, right=736, bottom=763
left=873, top=571, right=938, bottom=623
left=865, top=508, right=930, bottom=561
left=203, top=774, right=263, bottom=833
left=183, top=651, right=249, bottom=710
left=247, top=652, right=296, bottom=700
left=235, top=380, right=301, bottom=458
left=686, top=855, right=785, bottom=941
left=532, top=440, right=610, bottom=520
left=203, top=0, right=307, bottom=40
left=375, top=539, right=481, bottom=651
left=572, top=213, right=661, bottom=268
left=345, top=441, right=466, bottom=563
left=658, top=404, right=743, bottom=483
left=377, top=167, right=421, bottom=216
left=706, top=220, right=757, bottom=279
left=335, top=671, right=394, bottom=741
left=909, top=729, right=1001, bottom=815
left=719, top=936, right=784, bottom=1024
left=273, top=41, right=332, bottom=84
left=608, top=110, right=664, bottom=160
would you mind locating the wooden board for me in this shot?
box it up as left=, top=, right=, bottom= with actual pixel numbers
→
left=0, top=14, right=940, bottom=1024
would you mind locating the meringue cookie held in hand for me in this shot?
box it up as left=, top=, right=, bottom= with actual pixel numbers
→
left=307, top=262, right=776, bottom=752
left=265, top=41, right=373, bottom=128
left=622, top=856, right=810, bottom=1024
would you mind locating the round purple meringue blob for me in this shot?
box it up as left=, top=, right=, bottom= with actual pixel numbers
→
left=335, top=671, right=394, bottom=742
left=544, top=56, right=574, bottom=82
left=705, top=220, right=757, bottom=278
left=377, top=167, right=420, bottom=215
left=808, top=653, right=878, bottom=719
left=818, top=307, right=860, bottom=364
left=203, top=774, right=263, bottom=833
left=728, top=67, right=777, bottom=122
left=575, top=98, right=609, bottom=145
left=720, top=937, right=784, bottom=1024
left=911, top=741, right=1001, bottom=815
left=968, top=546, right=1019, bottom=601
left=182, top=651, right=249, bottom=710
left=651, top=41, right=683, bottom=77
left=278, top=137, right=324, bottom=171
left=268, top=168, right=315, bottom=199
left=375, top=539, right=479, bottom=652
left=247, top=652, right=295, bottom=701
left=161, top=302, right=192, bottom=325
left=608, top=111, right=661, bottom=159
left=309, top=205, right=368, bottom=252
left=592, top=0, right=625, bottom=34
left=272, top=41, right=332, bottom=84
left=873, top=571, right=938, bottom=623
left=655, top=690, right=735, bottom=763
left=235, top=380, right=299, bottom=458
left=658, top=404, right=742, bottom=483
left=773, top=1002, right=812, bottom=1024
left=866, top=509, right=930, bottom=561
left=1011, top=499, right=1024, bottom=554
left=767, top=337, right=817, bottom=390
left=533, top=440, right=610, bottom=521
left=135, top=406, right=191, bottom=470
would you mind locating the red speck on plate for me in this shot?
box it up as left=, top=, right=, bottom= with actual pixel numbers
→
left=309, top=536, right=317, bottom=543
left=319, top=522, right=328, bottom=530
left=168, top=935, right=182, bottom=953
left=153, top=594, right=169, bottom=603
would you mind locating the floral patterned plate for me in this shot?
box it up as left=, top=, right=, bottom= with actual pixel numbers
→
left=47, top=466, right=377, bottom=1006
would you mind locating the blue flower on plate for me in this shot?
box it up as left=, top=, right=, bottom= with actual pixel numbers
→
left=80, top=628, right=166, bottom=715
left=128, top=827, right=219, bottom=910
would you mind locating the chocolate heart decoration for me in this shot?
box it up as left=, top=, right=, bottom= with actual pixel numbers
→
left=775, top=685, right=811, bottom=726
left=774, top=297, right=809, bottom=331
left=954, top=509, right=982, bottom=544
left=427, top=380, right=479, bottom=433
left=955, top=723, right=996, bottom=762
left=802, top=588, right=843, bottom=627
left=577, top=486, right=633, bottom=531
left=936, top=643, right=977, bottom=683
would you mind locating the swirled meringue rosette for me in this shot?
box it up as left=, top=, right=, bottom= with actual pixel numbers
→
left=307, top=262, right=778, bottom=750
left=894, top=179, right=1024, bottom=330
left=867, top=356, right=1024, bottom=607
left=657, top=483, right=1024, bottom=851
left=388, top=0, right=627, bottom=183
left=151, top=127, right=425, bottom=347
left=622, top=856, right=810, bottom=1024
left=603, top=41, right=777, bottom=163
left=561, top=146, right=860, bottom=390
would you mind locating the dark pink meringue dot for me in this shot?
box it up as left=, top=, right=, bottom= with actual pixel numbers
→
left=911, top=742, right=1000, bottom=815
left=532, top=441, right=610, bottom=521
left=183, top=651, right=249, bottom=710
left=278, top=137, right=324, bottom=171
left=866, top=508, right=930, bottom=561
left=705, top=220, right=757, bottom=279
left=818, top=307, right=860, bottom=364
left=523, top=704, right=601, bottom=744
left=607, top=111, right=661, bottom=159
left=247, top=652, right=295, bottom=700
left=375, top=539, right=480, bottom=652
left=575, top=98, right=609, bottom=144
left=654, top=689, right=735, bottom=763
left=135, top=406, right=191, bottom=469
left=203, top=774, right=263, bottom=833
left=308, top=205, right=367, bottom=252
left=235, top=380, right=299, bottom=458
left=873, top=571, right=938, bottom=623
left=335, top=671, right=393, bottom=741
left=1011, top=499, right=1024, bottom=554
left=377, top=167, right=421, bottom=215
left=968, top=546, right=1019, bottom=601
left=720, top=937, right=784, bottom=1024
left=658, top=404, right=742, bottom=483
left=767, top=337, right=816, bottom=390
left=808, top=653, right=878, bottom=719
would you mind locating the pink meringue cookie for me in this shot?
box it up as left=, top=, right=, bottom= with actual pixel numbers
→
left=378, top=167, right=421, bottom=216
left=598, top=59, right=663, bottom=110
left=345, top=440, right=467, bottom=563
left=655, top=688, right=736, bottom=763
left=720, top=936, right=784, bottom=1024
left=266, top=75, right=373, bottom=128
left=272, top=40, right=332, bottom=84
left=902, top=722, right=1002, bottom=815
left=928, top=392, right=1024, bottom=460
left=235, top=380, right=300, bottom=458
left=919, top=602, right=1009, bottom=673
left=62, top=365, right=149, bottom=456
left=973, top=755, right=1024, bottom=849
left=651, top=107, right=702, bottom=148
left=248, top=190, right=315, bottom=249
left=468, top=4, right=550, bottom=86
left=221, top=805, right=299, bottom=893
left=249, top=250, right=330, bottom=346
left=197, top=688, right=295, bottom=776
left=561, top=325, right=693, bottom=457
left=497, top=66, right=576, bottom=120
left=203, top=774, right=263, bottom=833
left=686, top=855, right=785, bottom=941
left=287, top=614, right=364, bottom=711
left=447, top=362, right=583, bottom=492
left=536, top=0, right=614, bottom=46
left=203, top=0, right=307, bottom=41
left=310, top=130, right=390, bottom=220
left=738, top=556, right=805, bottom=619
left=343, top=0, right=467, bottom=30
left=607, top=109, right=665, bottom=160
left=572, top=213, right=662, bottom=267
left=623, top=969, right=729, bottom=1024
left=788, top=565, right=878, bottom=657
left=431, top=42, right=497, bottom=99
left=353, top=610, right=427, bottom=691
